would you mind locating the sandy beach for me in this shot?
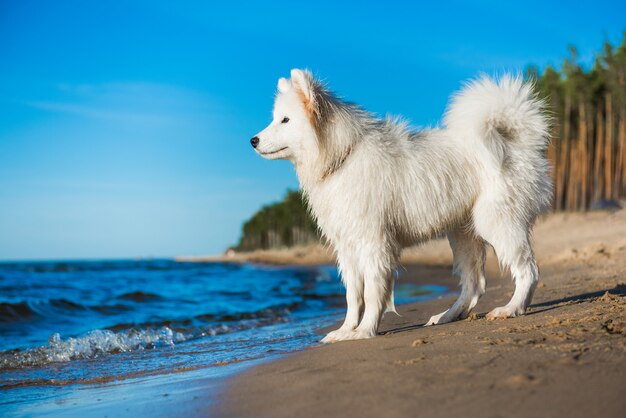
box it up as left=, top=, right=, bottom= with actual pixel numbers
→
left=214, top=209, right=626, bottom=417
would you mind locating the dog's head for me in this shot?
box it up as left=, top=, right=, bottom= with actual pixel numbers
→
left=250, top=69, right=320, bottom=162
left=251, top=69, right=358, bottom=180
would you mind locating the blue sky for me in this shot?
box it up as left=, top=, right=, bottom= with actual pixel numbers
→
left=1, top=1, right=624, bottom=260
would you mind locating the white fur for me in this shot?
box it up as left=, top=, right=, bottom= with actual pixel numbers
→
left=253, top=69, right=552, bottom=342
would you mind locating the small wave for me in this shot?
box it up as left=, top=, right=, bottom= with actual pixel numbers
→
left=214, top=290, right=251, bottom=297
left=117, top=291, right=162, bottom=302
left=195, top=302, right=300, bottom=322
left=0, top=327, right=186, bottom=370
left=47, top=298, right=87, bottom=311
left=105, top=320, right=193, bottom=333
left=0, top=298, right=133, bottom=324
left=98, top=302, right=300, bottom=334
left=0, top=302, right=37, bottom=323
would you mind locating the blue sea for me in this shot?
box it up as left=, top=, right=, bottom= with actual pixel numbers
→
left=0, top=260, right=447, bottom=416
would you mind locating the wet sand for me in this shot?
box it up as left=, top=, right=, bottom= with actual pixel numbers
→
left=215, top=210, right=626, bottom=418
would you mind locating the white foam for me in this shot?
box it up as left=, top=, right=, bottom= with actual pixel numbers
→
left=0, top=327, right=186, bottom=370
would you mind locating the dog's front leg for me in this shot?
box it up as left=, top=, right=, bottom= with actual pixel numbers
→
left=321, top=260, right=363, bottom=343
left=352, top=270, right=391, bottom=339
left=322, top=257, right=394, bottom=342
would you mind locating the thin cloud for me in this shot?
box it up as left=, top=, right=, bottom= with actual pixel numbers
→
left=22, top=99, right=177, bottom=124
left=22, top=82, right=224, bottom=125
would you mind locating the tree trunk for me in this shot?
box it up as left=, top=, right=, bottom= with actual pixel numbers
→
left=558, top=96, right=572, bottom=210
left=594, top=102, right=605, bottom=201
left=567, top=133, right=579, bottom=210
left=578, top=101, right=588, bottom=210
left=604, top=93, right=613, bottom=200
left=616, top=111, right=626, bottom=197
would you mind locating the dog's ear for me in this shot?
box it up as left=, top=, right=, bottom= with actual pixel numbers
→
left=290, top=69, right=315, bottom=108
left=277, top=77, right=291, bottom=93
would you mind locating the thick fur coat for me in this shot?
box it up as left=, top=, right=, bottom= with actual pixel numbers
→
left=252, top=69, right=552, bottom=342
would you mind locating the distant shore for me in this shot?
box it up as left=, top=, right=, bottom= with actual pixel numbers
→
left=176, top=244, right=336, bottom=266
left=178, top=210, right=625, bottom=268
left=176, top=224, right=452, bottom=266
left=213, top=209, right=626, bottom=417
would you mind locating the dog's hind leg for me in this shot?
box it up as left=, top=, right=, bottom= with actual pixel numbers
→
left=485, top=230, right=538, bottom=319
left=426, top=228, right=486, bottom=326
left=472, top=201, right=539, bottom=319
left=321, top=257, right=364, bottom=343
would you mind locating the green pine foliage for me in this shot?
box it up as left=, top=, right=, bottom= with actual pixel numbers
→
left=527, top=32, right=626, bottom=210
left=236, top=190, right=319, bottom=251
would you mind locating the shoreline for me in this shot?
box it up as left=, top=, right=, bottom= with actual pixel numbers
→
left=215, top=210, right=626, bottom=418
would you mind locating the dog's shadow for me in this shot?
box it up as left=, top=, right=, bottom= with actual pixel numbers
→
left=525, top=283, right=625, bottom=314
left=381, top=283, right=626, bottom=336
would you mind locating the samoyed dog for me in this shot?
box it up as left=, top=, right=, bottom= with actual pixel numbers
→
left=251, top=69, right=552, bottom=343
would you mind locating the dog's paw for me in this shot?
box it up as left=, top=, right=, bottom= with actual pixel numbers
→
left=486, top=305, right=524, bottom=320
left=321, top=328, right=375, bottom=343
left=350, top=328, right=376, bottom=340
left=321, top=328, right=353, bottom=343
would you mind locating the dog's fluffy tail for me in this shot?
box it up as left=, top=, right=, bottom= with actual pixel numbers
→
left=444, top=74, right=549, bottom=167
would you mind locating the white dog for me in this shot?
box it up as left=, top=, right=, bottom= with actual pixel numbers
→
left=251, top=69, right=552, bottom=342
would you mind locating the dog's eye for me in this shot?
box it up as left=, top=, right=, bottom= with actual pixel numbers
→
left=281, top=117, right=290, bottom=124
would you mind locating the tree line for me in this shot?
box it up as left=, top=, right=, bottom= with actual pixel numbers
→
left=235, top=190, right=319, bottom=251
left=527, top=32, right=626, bottom=211
left=235, top=34, right=626, bottom=250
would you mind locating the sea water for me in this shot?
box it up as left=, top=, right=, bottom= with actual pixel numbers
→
left=0, top=260, right=447, bottom=415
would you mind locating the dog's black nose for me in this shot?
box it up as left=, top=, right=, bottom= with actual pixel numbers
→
left=250, top=136, right=260, bottom=148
